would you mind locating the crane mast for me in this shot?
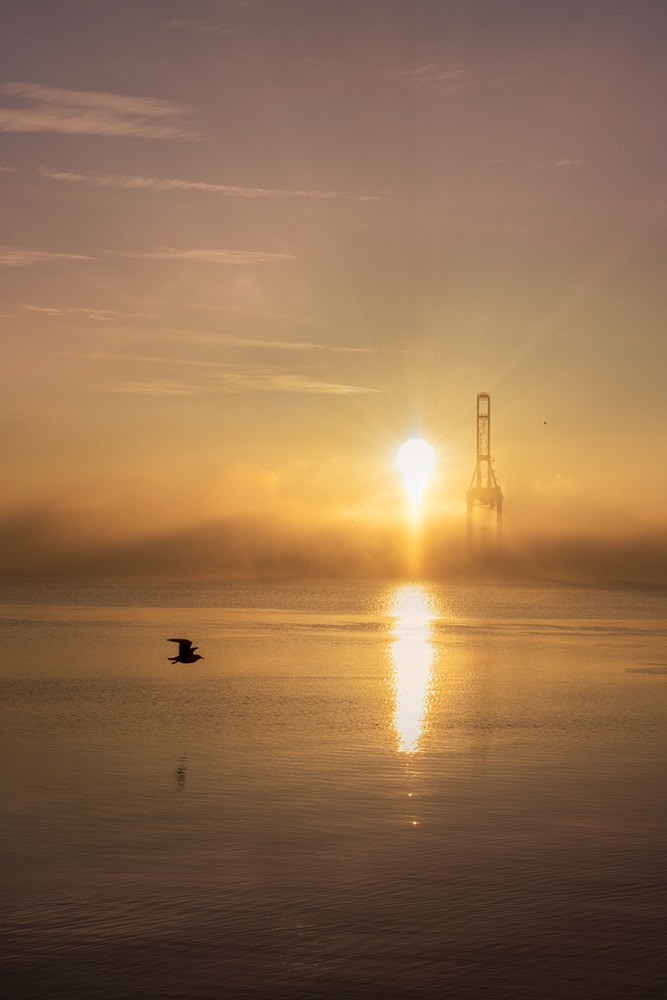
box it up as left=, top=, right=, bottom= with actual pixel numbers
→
left=466, top=392, right=503, bottom=553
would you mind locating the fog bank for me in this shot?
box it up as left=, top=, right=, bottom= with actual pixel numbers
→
left=1, top=504, right=666, bottom=587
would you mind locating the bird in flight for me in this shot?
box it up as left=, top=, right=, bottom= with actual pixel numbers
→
left=167, top=638, right=204, bottom=664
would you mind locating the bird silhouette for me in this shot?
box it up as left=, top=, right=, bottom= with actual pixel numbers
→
left=167, top=638, right=204, bottom=664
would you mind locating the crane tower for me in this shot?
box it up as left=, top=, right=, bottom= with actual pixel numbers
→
left=466, top=392, right=503, bottom=553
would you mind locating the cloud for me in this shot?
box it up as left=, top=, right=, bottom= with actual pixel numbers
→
left=40, top=168, right=380, bottom=202
left=21, top=307, right=369, bottom=352
left=477, top=158, right=586, bottom=170
left=95, top=374, right=376, bottom=397
left=398, top=64, right=471, bottom=91
left=531, top=159, right=586, bottom=170
left=74, top=351, right=379, bottom=395
left=134, top=326, right=372, bottom=354
left=0, top=82, right=198, bottom=139
left=0, top=164, right=16, bottom=173
left=212, top=371, right=379, bottom=395
left=0, top=247, right=95, bottom=267
left=120, top=247, right=295, bottom=265
left=6, top=245, right=291, bottom=270
left=22, top=305, right=66, bottom=316
left=22, top=304, right=152, bottom=321
left=98, top=370, right=379, bottom=397
left=95, top=380, right=200, bottom=396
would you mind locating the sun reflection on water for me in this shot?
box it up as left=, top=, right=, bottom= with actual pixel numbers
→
left=387, top=584, right=437, bottom=754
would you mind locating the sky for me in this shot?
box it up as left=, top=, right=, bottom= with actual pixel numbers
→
left=1, top=0, right=666, bottom=582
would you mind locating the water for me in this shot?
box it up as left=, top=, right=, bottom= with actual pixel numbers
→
left=1, top=579, right=666, bottom=998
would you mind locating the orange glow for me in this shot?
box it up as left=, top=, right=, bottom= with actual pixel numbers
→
left=387, top=584, right=437, bottom=754
left=1, top=7, right=666, bottom=585
left=396, top=438, right=436, bottom=509
left=396, top=438, right=436, bottom=576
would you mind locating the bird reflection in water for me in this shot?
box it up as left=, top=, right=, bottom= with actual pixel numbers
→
left=176, top=754, right=187, bottom=791
left=388, top=584, right=437, bottom=754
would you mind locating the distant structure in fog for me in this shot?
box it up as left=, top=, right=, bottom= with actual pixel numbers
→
left=466, top=392, right=503, bottom=554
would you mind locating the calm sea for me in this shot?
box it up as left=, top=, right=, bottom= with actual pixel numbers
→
left=1, top=579, right=666, bottom=999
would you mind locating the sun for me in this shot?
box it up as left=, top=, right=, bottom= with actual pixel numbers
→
left=396, top=437, right=437, bottom=575
left=396, top=437, right=436, bottom=503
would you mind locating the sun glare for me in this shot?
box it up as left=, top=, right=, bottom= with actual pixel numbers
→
left=396, top=438, right=436, bottom=503
left=396, top=437, right=436, bottom=576
left=388, top=584, right=436, bottom=753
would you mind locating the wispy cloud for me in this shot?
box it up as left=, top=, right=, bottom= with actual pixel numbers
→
left=398, top=64, right=472, bottom=92
left=154, top=329, right=372, bottom=354
left=40, top=168, right=381, bottom=202
left=96, top=380, right=200, bottom=397
left=98, top=374, right=377, bottom=396
left=0, top=82, right=198, bottom=139
left=0, top=164, right=16, bottom=173
left=0, top=247, right=95, bottom=267
left=22, top=304, right=154, bottom=321
left=7, top=245, right=291, bottom=269
left=476, top=157, right=586, bottom=170
left=75, top=351, right=379, bottom=395
left=120, top=247, right=295, bottom=265
left=24, top=307, right=369, bottom=352
left=230, top=372, right=378, bottom=395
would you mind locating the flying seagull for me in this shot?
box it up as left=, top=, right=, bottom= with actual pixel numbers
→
left=167, top=638, right=204, bottom=664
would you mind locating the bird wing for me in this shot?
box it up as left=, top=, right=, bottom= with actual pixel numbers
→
left=168, top=637, right=195, bottom=655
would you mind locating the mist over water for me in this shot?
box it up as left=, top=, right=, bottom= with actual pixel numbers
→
left=2, top=579, right=666, bottom=999
left=1, top=503, right=667, bottom=585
